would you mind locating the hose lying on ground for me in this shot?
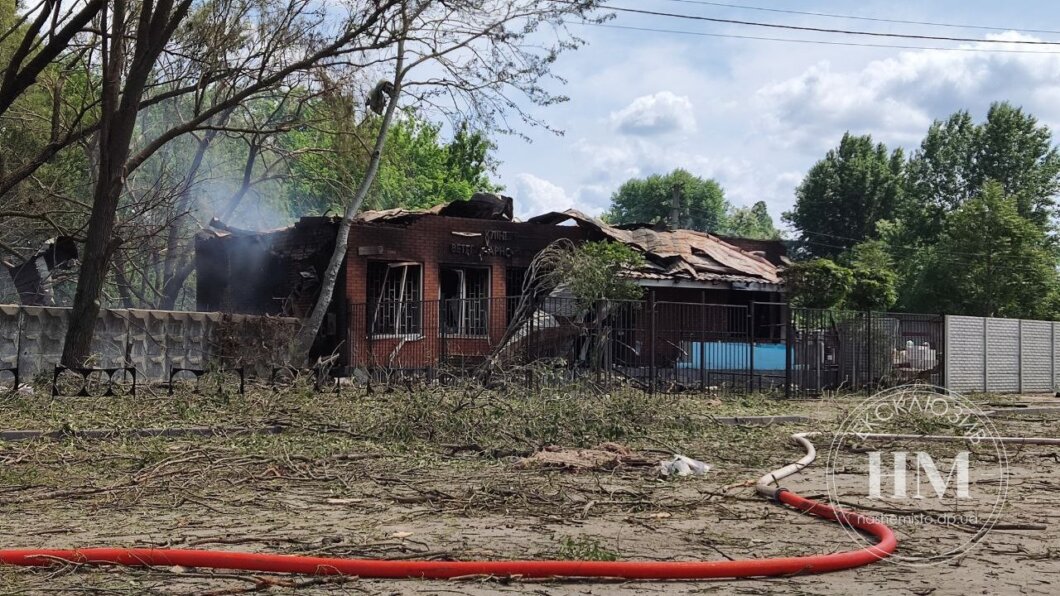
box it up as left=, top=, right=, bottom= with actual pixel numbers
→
left=0, top=431, right=897, bottom=579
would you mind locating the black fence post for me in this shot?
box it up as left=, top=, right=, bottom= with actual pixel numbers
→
left=938, top=313, right=946, bottom=389
left=649, top=293, right=657, bottom=395
left=748, top=302, right=756, bottom=394
left=867, top=309, right=873, bottom=391
left=440, top=299, right=447, bottom=372
left=526, top=302, right=534, bottom=391
left=699, top=302, right=706, bottom=391
left=784, top=304, right=793, bottom=399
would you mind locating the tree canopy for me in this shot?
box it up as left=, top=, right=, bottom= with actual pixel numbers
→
left=902, top=103, right=1060, bottom=242
left=784, top=133, right=904, bottom=259
left=786, top=102, right=1060, bottom=320
left=907, top=182, right=1058, bottom=319
left=603, top=169, right=780, bottom=239
left=604, top=169, right=728, bottom=232
left=723, top=201, right=781, bottom=239
left=283, top=108, right=500, bottom=218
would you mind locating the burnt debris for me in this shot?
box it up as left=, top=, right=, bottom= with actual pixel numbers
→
left=3, top=236, right=78, bottom=306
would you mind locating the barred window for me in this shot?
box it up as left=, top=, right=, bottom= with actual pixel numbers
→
left=440, top=266, right=489, bottom=336
left=367, top=262, right=422, bottom=336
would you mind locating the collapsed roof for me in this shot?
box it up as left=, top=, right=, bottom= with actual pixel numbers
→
left=355, top=192, right=514, bottom=225
left=199, top=196, right=784, bottom=292
left=527, top=210, right=783, bottom=288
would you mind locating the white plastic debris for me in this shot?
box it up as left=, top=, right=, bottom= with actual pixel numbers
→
left=658, top=455, right=711, bottom=477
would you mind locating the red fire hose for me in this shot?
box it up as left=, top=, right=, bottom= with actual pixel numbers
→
left=0, top=490, right=894, bottom=579
left=0, top=434, right=897, bottom=579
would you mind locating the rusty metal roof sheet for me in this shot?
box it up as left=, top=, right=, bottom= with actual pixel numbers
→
left=526, top=210, right=783, bottom=286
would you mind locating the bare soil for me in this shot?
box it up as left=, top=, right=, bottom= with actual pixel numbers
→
left=0, top=382, right=1057, bottom=595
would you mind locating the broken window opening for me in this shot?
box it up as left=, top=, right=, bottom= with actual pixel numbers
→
left=504, top=267, right=529, bottom=325
left=440, top=266, right=489, bottom=336
left=367, top=261, right=422, bottom=337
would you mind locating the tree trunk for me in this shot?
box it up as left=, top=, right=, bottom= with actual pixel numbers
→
left=292, top=50, right=405, bottom=363
left=61, top=0, right=191, bottom=366
left=64, top=184, right=122, bottom=365
left=159, top=258, right=195, bottom=310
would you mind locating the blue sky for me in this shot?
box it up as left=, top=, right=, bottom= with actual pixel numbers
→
left=493, top=1, right=1060, bottom=227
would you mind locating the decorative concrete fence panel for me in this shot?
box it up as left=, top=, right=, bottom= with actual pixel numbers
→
left=0, top=305, right=298, bottom=382
left=945, top=315, right=1059, bottom=394
left=1021, top=320, right=1053, bottom=393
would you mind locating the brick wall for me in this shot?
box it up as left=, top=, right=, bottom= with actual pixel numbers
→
left=345, top=215, right=586, bottom=368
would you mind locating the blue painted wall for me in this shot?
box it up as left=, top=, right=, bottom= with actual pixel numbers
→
left=677, top=342, right=788, bottom=370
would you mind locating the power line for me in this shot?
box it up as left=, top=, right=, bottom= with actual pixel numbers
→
left=658, top=0, right=1060, bottom=36
left=605, top=5, right=1060, bottom=46
left=570, top=22, right=1060, bottom=55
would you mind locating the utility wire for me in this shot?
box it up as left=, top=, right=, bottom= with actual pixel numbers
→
left=571, top=21, right=1060, bottom=55
left=604, top=5, right=1060, bottom=46
left=658, top=0, right=1060, bottom=36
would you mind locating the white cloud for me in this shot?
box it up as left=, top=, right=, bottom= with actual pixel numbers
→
left=610, top=91, right=697, bottom=137
left=499, top=18, right=1060, bottom=231
left=755, top=34, right=1060, bottom=152
left=510, top=173, right=574, bottom=219
left=509, top=173, right=615, bottom=220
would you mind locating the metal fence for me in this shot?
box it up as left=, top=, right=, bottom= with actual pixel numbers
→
left=342, top=296, right=943, bottom=396
left=788, top=309, right=945, bottom=396
left=0, top=297, right=948, bottom=397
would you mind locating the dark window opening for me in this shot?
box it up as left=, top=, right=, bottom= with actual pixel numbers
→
left=440, top=266, right=489, bottom=336
left=505, top=267, right=529, bottom=324
left=367, top=262, right=422, bottom=336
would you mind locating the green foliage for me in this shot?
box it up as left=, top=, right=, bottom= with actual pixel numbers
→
left=722, top=200, right=780, bottom=239
left=550, top=241, right=646, bottom=306
left=784, top=242, right=898, bottom=312
left=903, top=102, right=1060, bottom=241
left=782, top=259, right=853, bottom=309
left=843, top=241, right=898, bottom=311
left=785, top=133, right=904, bottom=258
left=376, top=116, right=500, bottom=210
left=604, top=168, right=728, bottom=232
left=283, top=107, right=500, bottom=217
left=907, top=182, right=1059, bottom=319
left=792, top=103, right=1060, bottom=317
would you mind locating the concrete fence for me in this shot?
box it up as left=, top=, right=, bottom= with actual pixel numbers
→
left=944, top=315, right=1060, bottom=394
left=0, top=305, right=298, bottom=382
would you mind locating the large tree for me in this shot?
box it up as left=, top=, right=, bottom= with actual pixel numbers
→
left=906, top=182, right=1058, bottom=319
left=281, top=108, right=500, bottom=217
left=903, top=102, right=1060, bottom=242
left=604, top=168, right=728, bottom=232
left=785, top=133, right=904, bottom=258
left=61, top=0, right=403, bottom=365
left=722, top=201, right=780, bottom=239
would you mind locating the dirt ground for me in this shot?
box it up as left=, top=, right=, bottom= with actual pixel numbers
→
left=0, top=381, right=1057, bottom=595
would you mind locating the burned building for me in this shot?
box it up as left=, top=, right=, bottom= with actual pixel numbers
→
left=3, top=237, right=78, bottom=306
left=196, top=195, right=788, bottom=374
